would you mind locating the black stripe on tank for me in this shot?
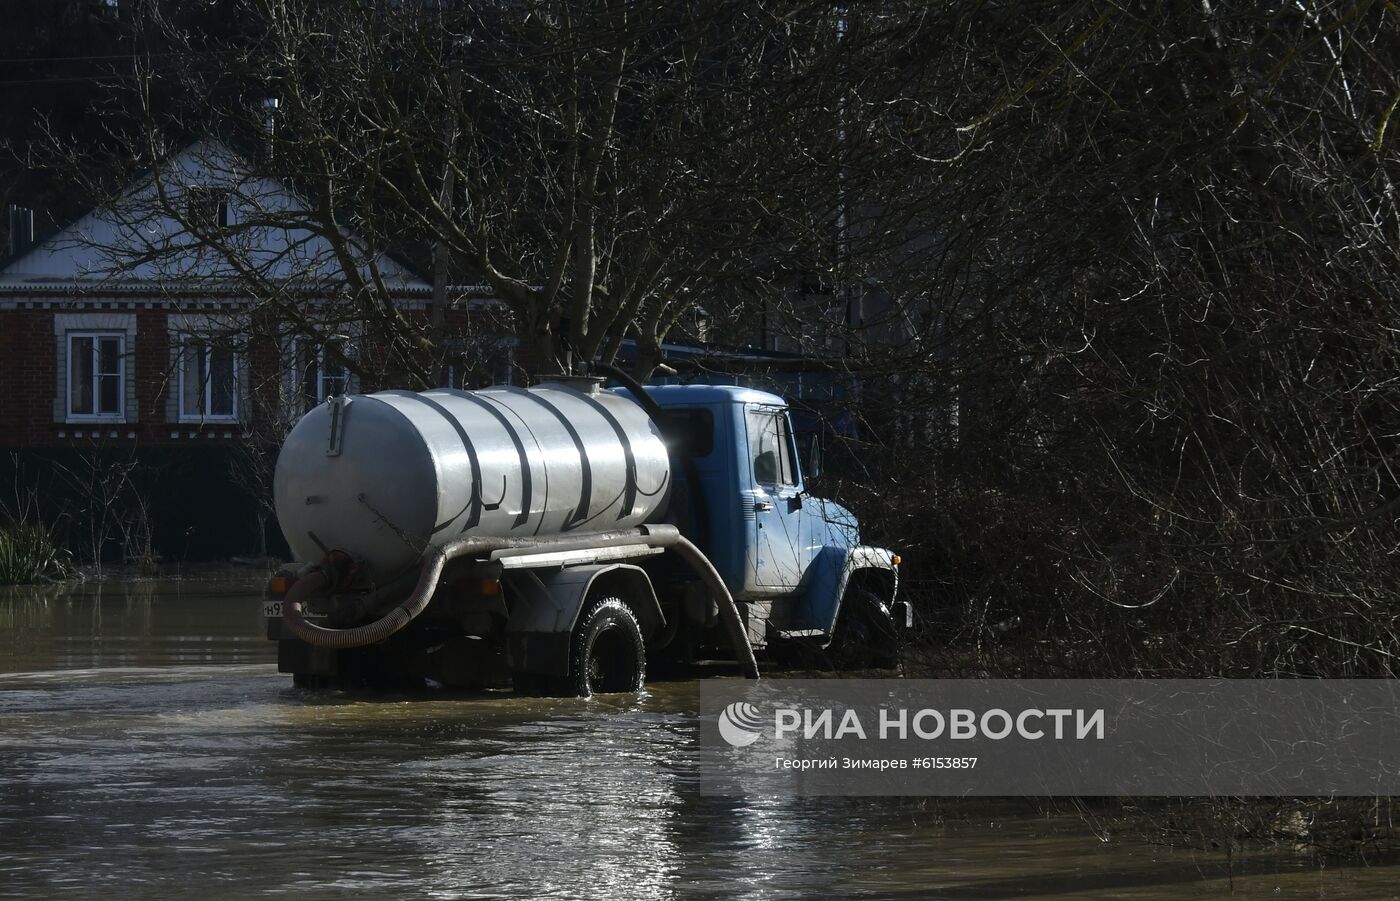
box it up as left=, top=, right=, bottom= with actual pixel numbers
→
left=505, top=386, right=591, bottom=530
left=568, top=391, right=638, bottom=519
left=445, top=389, right=533, bottom=529
left=386, top=391, right=483, bottom=534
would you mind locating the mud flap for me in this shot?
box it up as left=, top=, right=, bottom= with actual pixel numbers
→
left=506, top=632, right=572, bottom=677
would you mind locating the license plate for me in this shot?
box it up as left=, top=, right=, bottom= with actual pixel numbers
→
left=261, top=601, right=326, bottom=619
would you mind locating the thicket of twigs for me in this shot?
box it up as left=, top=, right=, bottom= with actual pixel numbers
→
left=807, top=1, right=1400, bottom=680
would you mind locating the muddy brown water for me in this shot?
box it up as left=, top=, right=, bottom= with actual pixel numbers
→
left=1, top=576, right=1397, bottom=900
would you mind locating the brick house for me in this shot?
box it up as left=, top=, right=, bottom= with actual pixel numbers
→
left=0, top=141, right=505, bottom=561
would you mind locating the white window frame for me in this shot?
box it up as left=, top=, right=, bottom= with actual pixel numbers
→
left=176, top=337, right=240, bottom=423
left=66, top=331, right=126, bottom=422
left=289, top=337, right=352, bottom=412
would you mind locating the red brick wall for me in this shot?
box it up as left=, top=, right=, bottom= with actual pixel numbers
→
left=0, top=309, right=58, bottom=446
left=1, top=305, right=259, bottom=449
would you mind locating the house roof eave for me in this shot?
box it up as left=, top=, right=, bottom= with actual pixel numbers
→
left=0, top=279, right=505, bottom=308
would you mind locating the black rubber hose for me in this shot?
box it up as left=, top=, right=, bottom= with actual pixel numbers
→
left=281, top=552, right=446, bottom=650
left=284, top=528, right=669, bottom=650
left=669, top=534, right=760, bottom=680
left=591, top=362, right=666, bottom=423
left=283, top=524, right=760, bottom=679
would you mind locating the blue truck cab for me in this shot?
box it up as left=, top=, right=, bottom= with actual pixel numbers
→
left=630, top=384, right=907, bottom=657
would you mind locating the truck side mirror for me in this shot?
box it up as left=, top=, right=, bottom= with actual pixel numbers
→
left=806, top=435, right=823, bottom=481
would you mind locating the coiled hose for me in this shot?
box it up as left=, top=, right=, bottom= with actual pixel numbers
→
left=281, top=525, right=760, bottom=679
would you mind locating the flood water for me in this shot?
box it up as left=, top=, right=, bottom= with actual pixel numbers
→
left=1, top=576, right=1398, bottom=900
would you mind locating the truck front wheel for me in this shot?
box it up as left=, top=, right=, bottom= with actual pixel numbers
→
left=829, top=588, right=901, bottom=670
left=569, top=596, right=646, bottom=697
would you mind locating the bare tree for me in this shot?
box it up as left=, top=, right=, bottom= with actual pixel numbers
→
left=38, top=0, right=876, bottom=384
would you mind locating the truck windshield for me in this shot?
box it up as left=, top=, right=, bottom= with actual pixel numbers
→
left=747, top=408, right=797, bottom=488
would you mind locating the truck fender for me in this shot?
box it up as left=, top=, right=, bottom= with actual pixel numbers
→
left=795, top=546, right=900, bottom=640
left=502, top=563, right=665, bottom=676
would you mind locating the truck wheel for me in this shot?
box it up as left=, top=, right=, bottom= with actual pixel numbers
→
left=569, top=596, right=646, bottom=697
left=829, top=588, right=901, bottom=670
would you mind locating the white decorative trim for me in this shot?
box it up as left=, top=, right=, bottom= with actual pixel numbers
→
left=53, top=311, right=136, bottom=336
left=0, top=289, right=504, bottom=311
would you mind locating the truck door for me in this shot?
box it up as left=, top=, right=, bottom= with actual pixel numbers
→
left=745, top=405, right=804, bottom=592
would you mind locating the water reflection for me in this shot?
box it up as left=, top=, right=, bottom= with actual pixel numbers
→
left=0, top=577, right=1397, bottom=899
left=0, top=574, right=269, bottom=673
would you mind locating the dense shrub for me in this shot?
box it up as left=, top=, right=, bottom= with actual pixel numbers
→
left=0, top=523, right=75, bottom=586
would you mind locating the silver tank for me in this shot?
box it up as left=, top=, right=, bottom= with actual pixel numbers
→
left=273, top=380, right=672, bottom=579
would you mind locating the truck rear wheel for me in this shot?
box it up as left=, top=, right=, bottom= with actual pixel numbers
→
left=569, top=596, right=646, bottom=697
left=510, top=596, right=647, bottom=697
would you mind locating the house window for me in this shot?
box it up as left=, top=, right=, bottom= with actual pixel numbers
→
left=294, top=339, right=350, bottom=409
left=178, top=339, right=238, bottom=421
left=67, top=332, right=125, bottom=420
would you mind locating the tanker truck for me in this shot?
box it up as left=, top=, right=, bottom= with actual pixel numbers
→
left=262, top=372, right=909, bottom=694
